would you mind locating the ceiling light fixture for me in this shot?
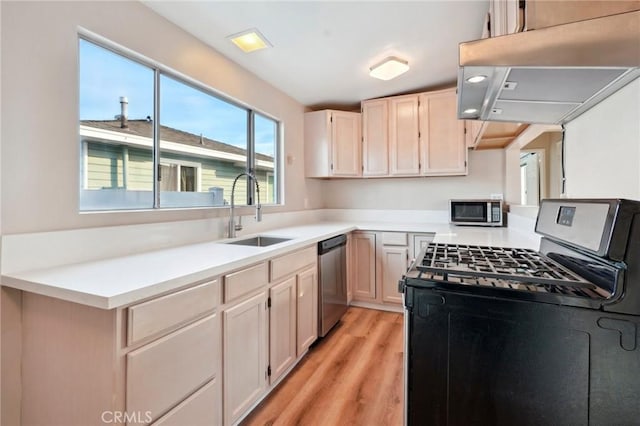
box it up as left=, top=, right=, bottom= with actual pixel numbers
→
left=227, top=28, right=272, bottom=53
left=369, top=56, right=410, bottom=81
left=463, top=108, right=479, bottom=114
left=466, top=75, right=487, bottom=83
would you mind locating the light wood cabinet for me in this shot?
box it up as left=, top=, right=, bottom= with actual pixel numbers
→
left=152, top=379, right=218, bottom=426
left=358, top=88, right=467, bottom=179
left=127, top=314, right=218, bottom=423
left=389, top=95, right=420, bottom=176
left=352, top=232, right=377, bottom=302
left=296, top=266, right=318, bottom=356
left=127, top=280, right=218, bottom=345
left=223, top=291, right=268, bottom=425
left=361, top=99, right=389, bottom=176
left=13, top=243, right=322, bottom=426
left=346, top=233, right=354, bottom=303
left=350, top=232, right=433, bottom=308
left=269, top=276, right=297, bottom=385
left=419, top=89, right=467, bottom=176
left=411, top=233, right=434, bottom=259
left=489, top=0, right=524, bottom=36
left=17, top=278, right=223, bottom=426
left=525, top=0, right=639, bottom=31
left=304, top=110, right=361, bottom=177
left=380, top=246, right=408, bottom=304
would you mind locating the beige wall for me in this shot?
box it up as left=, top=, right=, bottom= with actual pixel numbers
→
left=0, top=1, right=322, bottom=234
left=322, top=149, right=505, bottom=210
left=564, top=79, right=640, bottom=199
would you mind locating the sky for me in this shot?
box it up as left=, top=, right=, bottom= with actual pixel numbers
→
left=79, top=39, right=276, bottom=157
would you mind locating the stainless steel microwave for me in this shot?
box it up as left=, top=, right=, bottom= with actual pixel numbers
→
left=449, top=199, right=504, bottom=226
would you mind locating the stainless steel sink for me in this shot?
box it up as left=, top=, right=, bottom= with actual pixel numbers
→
left=225, top=236, right=291, bottom=247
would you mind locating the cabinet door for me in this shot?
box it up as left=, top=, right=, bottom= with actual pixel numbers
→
left=303, top=110, right=332, bottom=177
left=389, top=95, right=420, bottom=176
left=419, top=90, right=467, bottom=176
left=346, top=233, right=354, bottom=303
left=490, top=0, right=523, bottom=36
left=223, top=292, right=268, bottom=425
left=362, top=99, right=389, bottom=176
left=352, top=232, right=377, bottom=301
left=465, top=120, right=485, bottom=149
left=381, top=246, right=408, bottom=305
left=269, top=277, right=297, bottom=384
left=127, top=315, right=218, bottom=424
left=152, top=379, right=220, bottom=426
left=412, top=234, right=434, bottom=259
left=331, top=111, right=361, bottom=176
left=297, top=266, right=318, bottom=356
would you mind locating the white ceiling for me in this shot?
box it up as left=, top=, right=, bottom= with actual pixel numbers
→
left=143, top=1, right=489, bottom=108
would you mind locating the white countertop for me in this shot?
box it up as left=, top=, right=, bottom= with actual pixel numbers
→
left=0, top=221, right=539, bottom=309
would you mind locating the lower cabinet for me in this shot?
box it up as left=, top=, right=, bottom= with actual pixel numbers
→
left=222, top=245, right=319, bottom=425
left=127, top=314, right=219, bottom=423
left=351, top=231, right=434, bottom=307
left=380, top=246, right=408, bottom=304
left=223, top=291, right=268, bottom=426
left=152, top=379, right=219, bottom=426
left=352, top=231, right=377, bottom=301
left=17, top=279, right=222, bottom=426
left=15, top=241, right=322, bottom=426
left=269, top=276, right=297, bottom=384
left=296, top=266, right=318, bottom=356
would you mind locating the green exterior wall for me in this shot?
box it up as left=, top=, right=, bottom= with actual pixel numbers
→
left=85, top=142, right=275, bottom=205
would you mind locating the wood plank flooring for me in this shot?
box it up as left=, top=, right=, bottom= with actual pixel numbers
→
left=241, top=307, right=404, bottom=426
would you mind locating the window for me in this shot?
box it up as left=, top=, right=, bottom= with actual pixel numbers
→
left=79, top=39, right=155, bottom=210
left=79, top=37, right=281, bottom=211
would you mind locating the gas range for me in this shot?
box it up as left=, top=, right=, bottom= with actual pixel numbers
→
left=406, top=242, right=610, bottom=302
left=402, top=199, right=640, bottom=425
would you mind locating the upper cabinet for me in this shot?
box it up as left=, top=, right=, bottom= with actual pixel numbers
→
left=304, top=110, right=361, bottom=178
left=419, top=89, right=467, bottom=176
left=361, top=99, right=389, bottom=176
left=305, top=87, right=467, bottom=179
left=524, top=0, right=640, bottom=31
left=389, top=95, right=421, bottom=176
left=489, top=0, right=640, bottom=36
left=489, top=0, right=524, bottom=36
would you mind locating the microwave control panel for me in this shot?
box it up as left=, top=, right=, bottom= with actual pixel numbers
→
left=491, top=202, right=502, bottom=222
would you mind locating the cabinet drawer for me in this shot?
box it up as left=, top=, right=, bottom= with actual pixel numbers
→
left=381, top=232, right=408, bottom=246
left=224, top=262, right=268, bottom=303
left=127, top=280, right=219, bottom=346
left=151, top=379, right=219, bottom=426
left=270, top=246, right=317, bottom=282
left=127, top=314, right=218, bottom=423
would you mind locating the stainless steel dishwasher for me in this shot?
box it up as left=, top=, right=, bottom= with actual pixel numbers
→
left=318, top=234, right=348, bottom=337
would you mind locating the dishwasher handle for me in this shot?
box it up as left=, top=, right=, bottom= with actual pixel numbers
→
left=318, top=234, right=347, bottom=255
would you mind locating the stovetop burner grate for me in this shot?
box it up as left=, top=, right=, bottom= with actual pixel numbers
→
left=414, top=243, right=610, bottom=299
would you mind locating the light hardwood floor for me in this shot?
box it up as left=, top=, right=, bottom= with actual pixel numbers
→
left=241, top=307, right=404, bottom=426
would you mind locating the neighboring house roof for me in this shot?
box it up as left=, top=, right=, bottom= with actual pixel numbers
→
left=81, top=119, right=273, bottom=162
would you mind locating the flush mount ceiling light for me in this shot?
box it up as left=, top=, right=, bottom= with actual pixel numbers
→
left=227, top=28, right=272, bottom=53
left=369, top=56, right=410, bottom=81
left=466, top=75, right=487, bottom=83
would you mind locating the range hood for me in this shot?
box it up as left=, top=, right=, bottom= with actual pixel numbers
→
left=457, top=10, right=640, bottom=124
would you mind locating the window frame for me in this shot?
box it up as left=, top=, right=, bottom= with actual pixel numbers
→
left=78, top=31, right=282, bottom=211
left=159, top=159, right=202, bottom=192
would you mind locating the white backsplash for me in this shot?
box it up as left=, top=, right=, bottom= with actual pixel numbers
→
left=1, top=209, right=324, bottom=274
left=1, top=207, right=540, bottom=275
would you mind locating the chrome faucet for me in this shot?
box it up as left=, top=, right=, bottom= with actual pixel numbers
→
left=228, top=172, right=262, bottom=238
